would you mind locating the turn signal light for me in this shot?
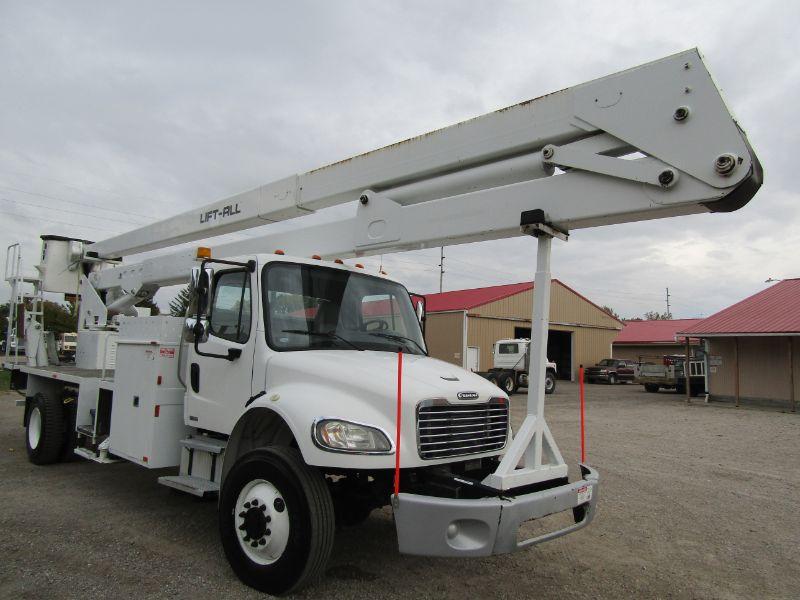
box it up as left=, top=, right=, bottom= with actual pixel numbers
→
left=196, top=247, right=212, bottom=259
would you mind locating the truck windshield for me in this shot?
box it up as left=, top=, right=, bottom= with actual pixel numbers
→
left=263, top=262, right=426, bottom=355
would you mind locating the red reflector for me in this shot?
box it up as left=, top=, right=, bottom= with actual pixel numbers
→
left=143, top=456, right=148, bottom=463
left=154, top=405, right=160, bottom=418
left=157, top=375, right=162, bottom=386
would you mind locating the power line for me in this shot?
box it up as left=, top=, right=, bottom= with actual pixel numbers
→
left=0, top=184, right=154, bottom=222
left=2, top=208, right=123, bottom=234
left=0, top=168, right=153, bottom=203
left=0, top=197, right=149, bottom=227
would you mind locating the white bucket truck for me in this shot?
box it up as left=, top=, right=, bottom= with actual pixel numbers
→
left=2, top=50, right=761, bottom=594
left=479, top=338, right=559, bottom=395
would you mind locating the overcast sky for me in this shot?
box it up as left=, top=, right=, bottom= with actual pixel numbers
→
left=1, top=1, right=796, bottom=319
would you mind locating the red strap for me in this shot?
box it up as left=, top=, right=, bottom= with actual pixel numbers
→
left=579, top=365, right=586, bottom=463
left=393, top=351, right=403, bottom=496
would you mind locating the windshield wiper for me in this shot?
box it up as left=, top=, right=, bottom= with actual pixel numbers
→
left=368, top=332, right=427, bottom=355
left=281, top=329, right=364, bottom=351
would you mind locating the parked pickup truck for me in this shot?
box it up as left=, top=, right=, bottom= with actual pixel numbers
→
left=585, top=359, right=636, bottom=384
left=476, top=338, right=557, bottom=395
left=636, top=355, right=705, bottom=395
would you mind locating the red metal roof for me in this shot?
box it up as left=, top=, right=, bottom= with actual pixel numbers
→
left=425, top=282, right=533, bottom=312
left=614, top=319, right=702, bottom=345
left=678, top=279, right=800, bottom=336
left=424, top=280, right=623, bottom=326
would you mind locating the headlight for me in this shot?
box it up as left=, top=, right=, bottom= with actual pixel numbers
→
left=313, top=419, right=392, bottom=454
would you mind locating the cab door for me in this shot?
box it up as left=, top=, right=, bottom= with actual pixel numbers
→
left=184, top=265, right=257, bottom=434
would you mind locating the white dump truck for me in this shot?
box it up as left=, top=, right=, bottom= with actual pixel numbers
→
left=478, top=338, right=558, bottom=395
left=2, top=49, right=761, bottom=594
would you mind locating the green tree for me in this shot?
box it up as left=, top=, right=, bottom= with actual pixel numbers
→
left=602, top=305, right=620, bottom=319
left=43, top=301, right=78, bottom=334
left=643, top=311, right=672, bottom=320
left=0, top=303, right=8, bottom=342
left=169, top=285, right=193, bottom=316
left=135, top=297, right=161, bottom=316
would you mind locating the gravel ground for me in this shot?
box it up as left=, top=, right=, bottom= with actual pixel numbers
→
left=0, top=382, right=798, bottom=599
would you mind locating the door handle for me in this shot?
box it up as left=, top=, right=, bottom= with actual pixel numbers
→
left=190, top=363, right=200, bottom=393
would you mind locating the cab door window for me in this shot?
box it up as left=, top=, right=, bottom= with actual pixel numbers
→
left=209, top=270, right=251, bottom=343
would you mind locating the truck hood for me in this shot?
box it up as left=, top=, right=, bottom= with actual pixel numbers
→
left=266, top=350, right=504, bottom=405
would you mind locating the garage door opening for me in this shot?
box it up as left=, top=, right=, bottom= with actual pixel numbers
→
left=514, top=326, right=573, bottom=380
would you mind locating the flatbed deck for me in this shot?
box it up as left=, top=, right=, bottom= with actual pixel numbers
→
left=2, top=361, right=115, bottom=387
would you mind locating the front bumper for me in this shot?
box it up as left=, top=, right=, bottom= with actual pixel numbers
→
left=393, top=464, right=599, bottom=557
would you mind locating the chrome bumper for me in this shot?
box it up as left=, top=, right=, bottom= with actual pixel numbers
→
left=393, top=464, right=599, bottom=557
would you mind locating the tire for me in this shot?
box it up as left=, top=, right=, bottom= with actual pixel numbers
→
left=219, top=447, right=335, bottom=595
left=544, top=372, right=556, bottom=394
left=499, top=373, right=517, bottom=395
left=608, top=373, right=618, bottom=385
left=26, top=392, right=64, bottom=465
left=644, top=383, right=660, bottom=393
left=486, top=373, right=500, bottom=387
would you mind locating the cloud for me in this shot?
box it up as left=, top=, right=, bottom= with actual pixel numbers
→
left=0, top=0, right=796, bottom=320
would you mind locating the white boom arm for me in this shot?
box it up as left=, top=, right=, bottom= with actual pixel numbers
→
left=48, top=48, right=766, bottom=492
left=88, top=48, right=761, bottom=291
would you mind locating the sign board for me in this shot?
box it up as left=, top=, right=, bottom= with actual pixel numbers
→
left=709, top=355, right=722, bottom=367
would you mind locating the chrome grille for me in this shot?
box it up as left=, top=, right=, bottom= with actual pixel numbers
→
left=417, top=398, right=509, bottom=460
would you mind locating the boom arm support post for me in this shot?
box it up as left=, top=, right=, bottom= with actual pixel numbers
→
left=483, top=215, right=568, bottom=491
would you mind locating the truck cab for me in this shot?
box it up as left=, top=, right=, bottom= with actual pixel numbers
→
left=477, top=338, right=557, bottom=395
left=183, top=253, right=506, bottom=470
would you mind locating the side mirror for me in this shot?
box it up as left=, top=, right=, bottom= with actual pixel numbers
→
left=410, top=293, right=426, bottom=337
left=185, top=316, right=209, bottom=343
left=194, top=266, right=213, bottom=317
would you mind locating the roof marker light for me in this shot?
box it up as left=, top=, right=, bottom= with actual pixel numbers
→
left=334, top=259, right=344, bottom=264
left=274, top=249, right=285, bottom=255
left=196, top=247, right=212, bottom=259
left=312, top=254, right=322, bottom=260
left=355, top=263, right=364, bottom=269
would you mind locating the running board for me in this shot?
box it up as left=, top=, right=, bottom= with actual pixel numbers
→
left=158, top=475, right=220, bottom=498
left=74, top=446, right=119, bottom=464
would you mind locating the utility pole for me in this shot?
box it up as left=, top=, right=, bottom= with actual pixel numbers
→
left=438, top=246, right=445, bottom=293
left=665, top=287, right=671, bottom=318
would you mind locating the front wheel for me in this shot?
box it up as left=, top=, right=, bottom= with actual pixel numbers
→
left=608, top=373, right=618, bottom=385
left=544, top=372, right=556, bottom=394
left=644, top=383, right=660, bottom=393
left=219, top=447, right=335, bottom=595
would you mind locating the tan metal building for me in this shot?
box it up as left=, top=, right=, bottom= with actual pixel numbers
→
left=677, top=279, right=800, bottom=411
left=424, top=280, right=623, bottom=381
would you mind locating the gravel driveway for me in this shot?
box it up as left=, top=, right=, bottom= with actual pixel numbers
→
left=1, top=382, right=797, bottom=599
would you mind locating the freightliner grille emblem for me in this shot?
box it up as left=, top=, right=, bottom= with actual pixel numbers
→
left=457, top=392, right=479, bottom=400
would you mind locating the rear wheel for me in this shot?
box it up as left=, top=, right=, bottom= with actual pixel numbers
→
left=219, top=447, right=334, bottom=595
left=486, top=373, right=500, bottom=387
left=26, top=392, right=64, bottom=465
left=499, top=373, right=517, bottom=394
left=644, top=383, right=660, bottom=393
